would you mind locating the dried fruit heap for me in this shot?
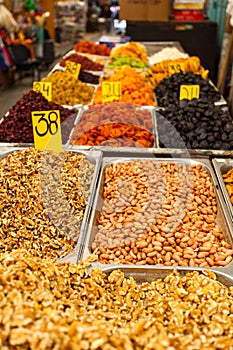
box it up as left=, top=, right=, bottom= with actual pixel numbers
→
left=72, top=102, right=154, bottom=147
left=42, top=71, right=95, bottom=106
left=59, top=52, right=104, bottom=71
left=94, top=66, right=156, bottom=106
left=0, top=90, right=76, bottom=143
left=74, top=39, right=111, bottom=56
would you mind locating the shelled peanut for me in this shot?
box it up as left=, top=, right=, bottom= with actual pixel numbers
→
left=151, top=56, right=209, bottom=85
left=93, top=66, right=156, bottom=106
left=71, top=102, right=154, bottom=147
left=92, top=160, right=233, bottom=267
left=223, top=167, right=233, bottom=204
left=42, top=70, right=95, bottom=106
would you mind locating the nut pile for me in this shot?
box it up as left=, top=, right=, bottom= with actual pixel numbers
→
left=71, top=102, right=155, bottom=147
left=157, top=99, right=233, bottom=150
left=92, top=160, right=233, bottom=267
left=0, top=90, right=76, bottom=144
left=223, top=167, right=233, bottom=204
left=1, top=250, right=233, bottom=349
left=0, top=148, right=94, bottom=260
left=42, top=71, right=95, bottom=106
left=148, top=46, right=189, bottom=65
left=155, top=71, right=221, bottom=107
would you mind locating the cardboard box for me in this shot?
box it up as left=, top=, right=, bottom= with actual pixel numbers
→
left=119, top=0, right=171, bottom=22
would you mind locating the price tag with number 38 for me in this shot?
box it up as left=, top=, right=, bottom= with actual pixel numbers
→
left=32, top=110, right=62, bottom=153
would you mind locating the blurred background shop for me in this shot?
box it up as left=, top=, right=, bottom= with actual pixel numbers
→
left=0, top=0, right=233, bottom=105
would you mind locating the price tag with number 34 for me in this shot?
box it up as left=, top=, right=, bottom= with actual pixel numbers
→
left=32, top=110, right=62, bottom=153
left=33, top=82, right=52, bottom=101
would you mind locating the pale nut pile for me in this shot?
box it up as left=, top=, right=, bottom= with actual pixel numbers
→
left=92, top=160, right=233, bottom=267
left=0, top=148, right=94, bottom=260
left=148, top=47, right=189, bottom=66
left=1, top=249, right=233, bottom=350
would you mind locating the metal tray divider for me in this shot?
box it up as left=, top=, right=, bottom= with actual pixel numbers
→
left=212, top=158, right=233, bottom=220
left=59, top=149, right=103, bottom=263
left=100, top=265, right=233, bottom=287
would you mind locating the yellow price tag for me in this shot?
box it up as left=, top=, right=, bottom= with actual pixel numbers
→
left=32, top=110, right=62, bottom=153
left=179, top=85, right=200, bottom=100
left=33, top=82, right=52, bottom=102
left=168, top=62, right=184, bottom=76
left=102, top=82, right=121, bottom=103
left=65, top=61, right=81, bottom=79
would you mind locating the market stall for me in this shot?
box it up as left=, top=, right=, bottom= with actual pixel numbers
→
left=1, top=38, right=233, bottom=349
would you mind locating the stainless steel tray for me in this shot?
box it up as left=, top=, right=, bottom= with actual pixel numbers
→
left=80, top=156, right=233, bottom=269
left=154, top=104, right=231, bottom=151
left=213, top=158, right=233, bottom=220
left=101, top=265, right=233, bottom=287
left=0, top=147, right=102, bottom=264
left=69, top=105, right=158, bottom=148
left=138, top=41, right=186, bottom=56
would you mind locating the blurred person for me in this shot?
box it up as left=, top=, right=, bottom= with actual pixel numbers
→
left=102, top=4, right=113, bottom=34
left=0, top=1, right=17, bottom=37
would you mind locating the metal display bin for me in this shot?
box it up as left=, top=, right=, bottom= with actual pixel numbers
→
left=138, top=41, right=186, bottom=56
left=0, top=147, right=103, bottom=264
left=101, top=265, right=233, bottom=287
left=79, top=155, right=233, bottom=269
left=213, top=158, right=233, bottom=220
left=69, top=105, right=158, bottom=148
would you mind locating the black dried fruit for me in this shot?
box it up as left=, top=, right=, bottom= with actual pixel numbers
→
left=156, top=99, right=233, bottom=150
left=155, top=72, right=221, bottom=108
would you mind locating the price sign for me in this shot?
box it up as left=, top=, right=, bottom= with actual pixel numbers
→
left=32, top=110, right=62, bottom=153
left=179, top=85, right=200, bottom=100
left=102, top=82, right=121, bottom=103
left=33, top=82, right=52, bottom=102
left=168, top=62, right=184, bottom=76
left=65, top=61, right=81, bottom=80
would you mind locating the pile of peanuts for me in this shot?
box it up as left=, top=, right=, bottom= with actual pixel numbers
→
left=92, top=160, right=233, bottom=267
